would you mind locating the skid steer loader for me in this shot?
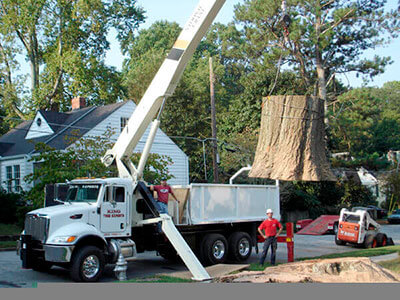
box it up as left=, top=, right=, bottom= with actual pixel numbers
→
left=335, top=208, right=395, bottom=248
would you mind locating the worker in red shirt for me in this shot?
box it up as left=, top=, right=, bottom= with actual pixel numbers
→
left=150, top=179, right=180, bottom=214
left=258, top=208, right=282, bottom=265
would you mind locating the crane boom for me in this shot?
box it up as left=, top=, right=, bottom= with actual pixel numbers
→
left=102, top=0, right=226, bottom=181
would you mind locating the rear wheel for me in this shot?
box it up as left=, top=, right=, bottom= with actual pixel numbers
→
left=228, top=232, right=252, bottom=262
left=201, top=233, right=228, bottom=266
left=70, top=246, right=105, bottom=282
left=376, top=233, right=387, bottom=247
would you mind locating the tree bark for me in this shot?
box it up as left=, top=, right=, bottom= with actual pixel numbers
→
left=249, top=95, right=335, bottom=181
left=315, top=11, right=328, bottom=126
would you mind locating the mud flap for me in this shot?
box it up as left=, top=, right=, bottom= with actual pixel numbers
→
left=20, top=235, right=33, bottom=269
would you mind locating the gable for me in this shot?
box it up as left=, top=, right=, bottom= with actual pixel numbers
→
left=25, top=111, right=54, bottom=140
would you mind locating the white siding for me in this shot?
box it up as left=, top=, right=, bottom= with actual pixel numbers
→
left=25, top=111, right=54, bottom=140
left=0, top=156, right=33, bottom=192
left=72, top=101, right=189, bottom=185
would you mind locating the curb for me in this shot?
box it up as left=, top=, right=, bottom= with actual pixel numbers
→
left=0, top=247, right=16, bottom=252
left=370, top=252, right=400, bottom=263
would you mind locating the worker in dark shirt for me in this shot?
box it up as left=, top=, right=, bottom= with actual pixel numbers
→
left=258, top=208, right=283, bottom=266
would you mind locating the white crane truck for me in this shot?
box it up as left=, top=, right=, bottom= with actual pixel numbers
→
left=17, top=0, right=280, bottom=282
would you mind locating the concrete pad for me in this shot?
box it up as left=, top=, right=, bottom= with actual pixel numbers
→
left=158, top=264, right=250, bottom=280
left=370, top=252, right=400, bottom=263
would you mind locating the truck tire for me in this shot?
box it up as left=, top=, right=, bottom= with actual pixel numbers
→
left=333, top=222, right=339, bottom=236
left=70, top=246, right=105, bottom=282
left=363, top=233, right=377, bottom=249
left=376, top=233, right=387, bottom=247
left=201, top=233, right=228, bottom=266
left=335, top=234, right=346, bottom=246
left=228, top=232, right=252, bottom=262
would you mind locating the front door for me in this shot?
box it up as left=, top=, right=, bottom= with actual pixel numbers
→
left=100, top=186, right=128, bottom=233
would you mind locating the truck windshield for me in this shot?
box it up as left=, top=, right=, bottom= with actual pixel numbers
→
left=66, top=184, right=101, bottom=203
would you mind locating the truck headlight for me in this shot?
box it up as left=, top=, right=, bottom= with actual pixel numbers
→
left=50, top=236, right=77, bottom=244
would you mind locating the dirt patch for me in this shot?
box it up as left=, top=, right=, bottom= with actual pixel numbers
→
left=216, top=257, right=400, bottom=283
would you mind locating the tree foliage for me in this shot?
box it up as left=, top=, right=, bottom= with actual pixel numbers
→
left=0, top=0, right=145, bottom=121
left=329, top=82, right=400, bottom=161
left=234, top=0, right=399, bottom=103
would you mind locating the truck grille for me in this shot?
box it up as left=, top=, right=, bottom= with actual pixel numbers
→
left=25, top=214, right=50, bottom=243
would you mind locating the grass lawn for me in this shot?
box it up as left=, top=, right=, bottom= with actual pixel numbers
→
left=0, top=241, right=17, bottom=249
left=0, top=223, right=22, bottom=235
left=120, top=275, right=194, bottom=283
left=378, top=257, right=400, bottom=274
left=297, top=245, right=400, bottom=261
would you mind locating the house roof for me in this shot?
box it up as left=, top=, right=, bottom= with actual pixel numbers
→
left=0, top=101, right=126, bottom=157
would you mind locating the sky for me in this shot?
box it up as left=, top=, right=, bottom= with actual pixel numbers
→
left=105, top=0, right=400, bottom=89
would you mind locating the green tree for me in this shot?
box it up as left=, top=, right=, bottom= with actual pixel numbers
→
left=330, top=88, right=382, bottom=155
left=330, top=83, right=400, bottom=162
left=234, top=0, right=399, bottom=117
left=0, top=0, right=145, bottom=114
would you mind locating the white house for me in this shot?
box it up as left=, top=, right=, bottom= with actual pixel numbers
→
left=0, top=97, right=189, bottom=192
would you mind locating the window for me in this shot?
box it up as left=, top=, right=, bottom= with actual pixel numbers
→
left=5, top=165, right=21, bottom=193
left=115, top=187, right=125, bottom=202
left=66, top=184, right=100, bottom=203
left=6, top=166, right=12, bottom=193
left=14, top=165, right=21, bottom=192
left=103, top=186, right=125, bottom=203
left=120, top=117, right=129, bottom=132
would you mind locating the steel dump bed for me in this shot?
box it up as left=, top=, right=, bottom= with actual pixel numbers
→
left=169, top=183, right=280, bottom=225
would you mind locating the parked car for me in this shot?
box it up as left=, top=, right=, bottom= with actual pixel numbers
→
left=367, top=205, right=388, bottom=219
left=388, top=209, right=400, bottom=224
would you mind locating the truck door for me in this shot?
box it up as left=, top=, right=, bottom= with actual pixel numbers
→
left=100, top=186, right=128, bottom=233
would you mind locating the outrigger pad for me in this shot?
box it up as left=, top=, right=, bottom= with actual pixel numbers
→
left=135, top=181, right=162, bottom=217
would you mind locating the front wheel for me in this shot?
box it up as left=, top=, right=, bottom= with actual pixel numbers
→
left=70, top=246, right=105, bottom=282
left=376, top=233, right=387, bottom=247
left=363, top=233, right=377, bottom=249
left=335, top=234, right=346, bottom=246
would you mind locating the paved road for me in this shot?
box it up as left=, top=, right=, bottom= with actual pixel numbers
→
left=1, top=224, right=399, bottom=287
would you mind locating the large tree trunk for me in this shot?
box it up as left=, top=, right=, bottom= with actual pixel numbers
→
left=249, top=95, right=335, bottom=181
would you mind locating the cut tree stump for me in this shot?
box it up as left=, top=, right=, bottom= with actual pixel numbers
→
left=249, top=95, right=335, bottom=181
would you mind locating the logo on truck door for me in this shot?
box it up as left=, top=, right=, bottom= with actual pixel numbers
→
left=103, top=209, right=125, bottom=218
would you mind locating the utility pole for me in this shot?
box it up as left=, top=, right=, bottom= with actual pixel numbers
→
left=209, top=56, right=219, bottom=183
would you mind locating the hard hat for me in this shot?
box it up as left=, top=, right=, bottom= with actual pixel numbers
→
left=266, top=209, right=273, bottom=214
